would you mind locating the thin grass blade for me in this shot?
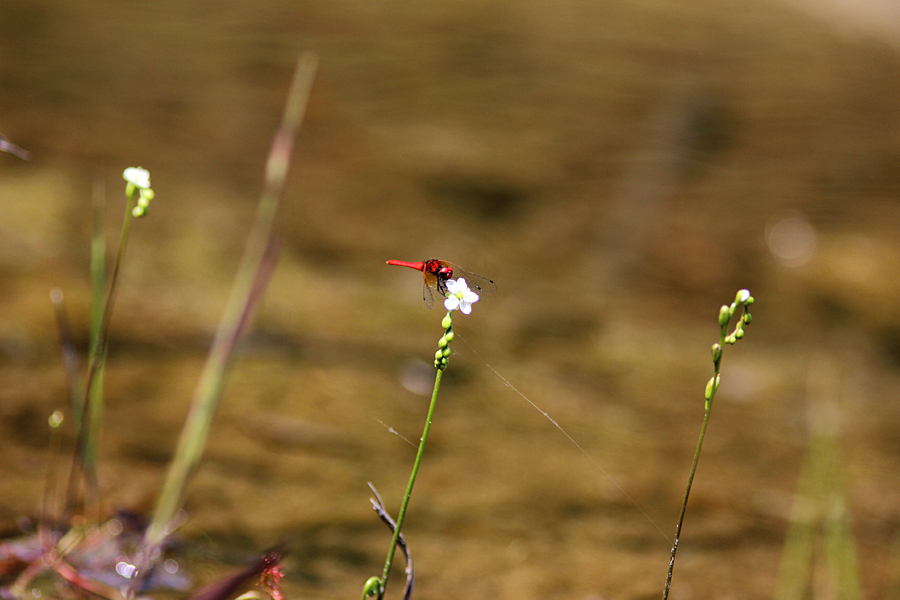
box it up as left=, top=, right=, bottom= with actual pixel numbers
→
left=144, top=53, right=318, bottom=551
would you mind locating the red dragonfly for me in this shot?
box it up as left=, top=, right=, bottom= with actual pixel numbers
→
left=386, top=259, right=496, bottom=309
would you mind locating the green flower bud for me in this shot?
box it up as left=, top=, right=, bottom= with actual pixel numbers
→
left=718, top=305, right=731, bottom=327
left=444, top=331, right=454, bottom=343
left=435, top=350, right=443, bottom=361
left=442, top=314, right=453, bottom=330
left=711, top=343, right=722, bottom=363
left=438, top=336, right=448, bottom=349
left=742, top=313, right=752, bottom=325
left=704, top=375, right=719, bottom=400
left=735, top=289, right=750, bottom=304
left=132, top=188, right=155, bottom=218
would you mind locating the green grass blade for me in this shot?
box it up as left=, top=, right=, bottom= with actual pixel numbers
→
left=144, top=53, right=318, bottom=550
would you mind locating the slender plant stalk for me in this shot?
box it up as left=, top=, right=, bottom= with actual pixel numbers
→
left=49, top=290, right=80, bottom=532
left=365, top=291, right=467, bottom=599
left=63, top=185, right=135, bottom=523
left=368, top=484, right=414, bottom=600
left=87, top=179, right=106, bottom=476
left=40, top=410, right=65, bottom=545
left=662, top=291, right=752, bottom=600
left=775, top=364, right=861, bottom=600
left=85, top=179, right=107, bottom=526
left=375, top=367, right=444, bottom=600
left=662, top=388, right=713, bottom=600
left=143, top=53, right=318, bottom=550
left=50, top=289, right=82, bottom=431
left=83, top=187, right=133, bottom=405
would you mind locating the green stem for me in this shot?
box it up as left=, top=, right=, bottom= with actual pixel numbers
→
left=663, top=292, right=752, bottom=600
left=64, top=189, right=134, bottom=522
left=86, top=180, right=106, bottom=495
left=83, top=189, right=132, bottom=418
left=377, top=366, right=444, bottom=600
left=662, top=382, right=715, bottom=600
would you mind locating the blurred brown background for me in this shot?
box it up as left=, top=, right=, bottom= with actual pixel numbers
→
left=2, top=1, right=899, bottom=598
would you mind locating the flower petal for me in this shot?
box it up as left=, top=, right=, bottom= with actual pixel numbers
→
left=441, top=276, right=479, bottom=313
left=123, top=167, right=151, bottom=189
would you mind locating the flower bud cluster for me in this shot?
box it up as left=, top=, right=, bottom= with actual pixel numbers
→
left=123, top=167, right=155, bottom=217
left=721, top=289, right=754, bottom=345
left=434, top=313, right=454, bottom=370
left=706, top=289, right=754, bottom=408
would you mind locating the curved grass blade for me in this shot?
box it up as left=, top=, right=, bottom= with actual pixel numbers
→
left=143, top=52, right=318, bottom=552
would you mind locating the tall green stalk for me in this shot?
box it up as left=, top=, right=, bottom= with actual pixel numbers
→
left=662, top=290, right=753, bottom=600
left=363, top=301, right=472, bottom=600
left=64, top=176, right=147, bottom=523
left=376, top=366, right=443, bottom=600
left=86, top=180, right=106, bottom=489
left=774, top=369, right=861, bottom=600
left=143, top=53, right=317, bottom=551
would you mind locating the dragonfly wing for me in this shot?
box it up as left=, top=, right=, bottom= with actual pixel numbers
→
left=465, top=273, right=496, bottom=295
left=447, top=263, right=496, bottom=296
left=421, top=271, right=446, bottom=309
left=422, top=281, right=435, bottom=309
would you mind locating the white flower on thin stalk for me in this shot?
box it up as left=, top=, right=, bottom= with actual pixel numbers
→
left=123, top=167, right=151, bottom=189
left=443, top=278, right=479, bottom=314
left=122, top=166, right=155, bottom=217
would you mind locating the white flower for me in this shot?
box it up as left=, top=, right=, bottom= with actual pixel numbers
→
left=123, top=167, right=151, bottom=189
left=443, top=278, right=479, bottom=314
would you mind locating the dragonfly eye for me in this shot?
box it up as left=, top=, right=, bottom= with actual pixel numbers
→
left=439, top=267, right=453, bottom=279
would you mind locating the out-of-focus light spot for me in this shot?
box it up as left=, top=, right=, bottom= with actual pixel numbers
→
left=31, top=589, right=41, bottom=598
left=719, top=364, right=760, bottom=403
left=164, top=559, right=179, bottom=574
left=106, top=518, right=123, bottom=536
left=766, top=210, right=816, bottom=267
left=116, top=561, right=137, bottom=579
left=48, top=411, right=64, bottom=428
left=399, top=359, right=434, bottom=396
